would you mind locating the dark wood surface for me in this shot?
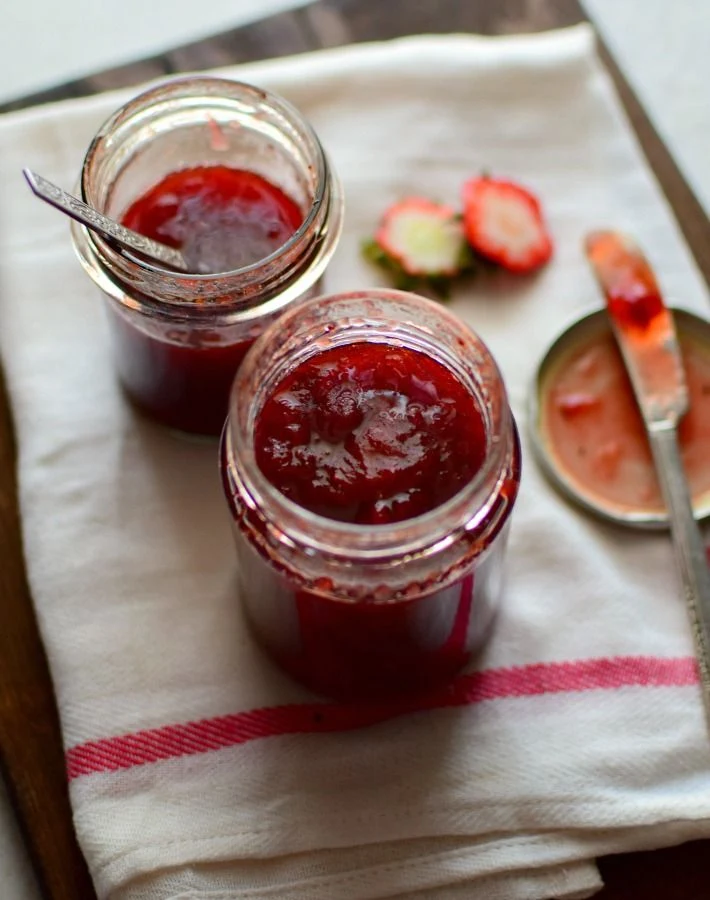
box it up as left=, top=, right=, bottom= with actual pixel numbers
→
left=1, top=1, right=709, bottom=898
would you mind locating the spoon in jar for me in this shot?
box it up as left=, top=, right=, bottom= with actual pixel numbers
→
left=22, top=168, right=190, bottom=272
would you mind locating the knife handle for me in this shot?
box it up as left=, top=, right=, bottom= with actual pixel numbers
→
left=649, top=425, right=710, bottom=717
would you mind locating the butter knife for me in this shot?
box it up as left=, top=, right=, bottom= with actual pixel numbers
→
left=585, top=230, right=710, bottom=723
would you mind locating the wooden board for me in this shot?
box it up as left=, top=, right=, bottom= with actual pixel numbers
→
left=0, top=1, right=708, bottom=898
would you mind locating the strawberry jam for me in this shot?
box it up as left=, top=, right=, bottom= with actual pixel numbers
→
left=248, top=342, right=494, bottom=696
left=107, top=311, right=254, bottom=435
left=254, top=343, right=487, bottom=523
left=121, top=165, right=303, bottom=274
left=74, top=77, right=343, bottom=438
left=113, top=165, right=304, bottom=435
left=221, top=290, right=521, bottom=700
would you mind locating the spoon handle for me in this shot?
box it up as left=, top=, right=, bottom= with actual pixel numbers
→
left=649, top=424, right=710, bottom=717
left=23, top=169, right=189, bottom=272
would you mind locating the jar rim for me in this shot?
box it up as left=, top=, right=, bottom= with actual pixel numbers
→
left=79, top=75, right=329, bottom=287
left=225, top=289, right=517, bottom=562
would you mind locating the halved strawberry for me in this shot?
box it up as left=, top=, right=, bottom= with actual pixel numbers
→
left=363, top=198, right=473, bottom=298
left=462, top=177, right=553, bottom=274
left=374, top=197, right=467, bottom=277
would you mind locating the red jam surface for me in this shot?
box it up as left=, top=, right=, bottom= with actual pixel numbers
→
left=607, top=285, right=664, bottom=332
left=254, top=343, right=488, bottom=524
left=121, top=165, right=303, bottom=273
left=542, top=325, right=710, bottom=512
left=114, top=166, right=303, bottom=435
left=586, top=231, right=665, bottom=333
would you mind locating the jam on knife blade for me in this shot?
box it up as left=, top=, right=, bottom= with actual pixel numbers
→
left=585, top=230, right=710, bottom=730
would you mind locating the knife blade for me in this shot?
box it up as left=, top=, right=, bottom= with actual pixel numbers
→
left=585, top=230, right=710, bottom=726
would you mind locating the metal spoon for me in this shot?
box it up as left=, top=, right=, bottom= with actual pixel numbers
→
left=23, top=168, right=189, bottom=272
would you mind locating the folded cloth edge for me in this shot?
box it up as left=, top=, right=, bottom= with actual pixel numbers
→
left=0, top=25, right=595, bottom=133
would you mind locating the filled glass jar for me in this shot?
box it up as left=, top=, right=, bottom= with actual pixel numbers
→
left=72, top=76, right=343, bottom=436
left=221, top=289, right=521, bottom=700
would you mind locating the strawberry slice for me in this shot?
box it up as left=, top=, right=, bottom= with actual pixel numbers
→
left=374, top=197, right=467, bottom=277
left=462, top=177, right=553, bottom=273
left=363, top=198, right=473, bottom=299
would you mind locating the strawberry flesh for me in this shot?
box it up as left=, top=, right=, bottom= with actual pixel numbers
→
left=374, top=197, right=466, bottom=277
left=462, top=177, right=553, bottom=273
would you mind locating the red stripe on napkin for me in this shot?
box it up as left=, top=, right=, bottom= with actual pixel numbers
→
left=66, top=655, right=697, bottom=779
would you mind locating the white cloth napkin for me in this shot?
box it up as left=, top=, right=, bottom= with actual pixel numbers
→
left=2, top=25, right=710, bottom=900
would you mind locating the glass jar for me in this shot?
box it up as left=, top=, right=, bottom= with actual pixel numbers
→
left=221, top=289, right=521, bottom=700
left=72, top=76, right=343, bottom=436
